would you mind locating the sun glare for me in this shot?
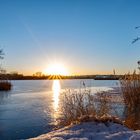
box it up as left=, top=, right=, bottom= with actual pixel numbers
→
left=52, top=80, right=61, bottom=111
left=44, top=63, right=68, bottom=76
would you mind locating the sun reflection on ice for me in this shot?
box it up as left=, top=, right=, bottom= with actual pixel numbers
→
left=52, top=80, right=61, bottom=112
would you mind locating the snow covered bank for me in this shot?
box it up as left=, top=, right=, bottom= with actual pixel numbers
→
left=28, top=122, right=140, bottom=140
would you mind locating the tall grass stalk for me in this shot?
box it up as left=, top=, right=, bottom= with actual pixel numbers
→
left=120, top=72, right=140, bottom=130
left=58, top=89, right=96, bottom=126
left=57, top=88, right=120, bottom=126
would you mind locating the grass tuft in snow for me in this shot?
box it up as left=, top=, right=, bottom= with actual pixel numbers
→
left=57, top=88, right=122, bottom=127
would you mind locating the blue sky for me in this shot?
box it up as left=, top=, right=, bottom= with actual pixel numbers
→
left=0, top=0, right=140, bottom=75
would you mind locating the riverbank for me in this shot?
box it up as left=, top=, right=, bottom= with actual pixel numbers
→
left=28, top=122, right=140, bottom=140
left=0, top=74, right=121, bottom=80
left=28, top=88, right=140, bottom=140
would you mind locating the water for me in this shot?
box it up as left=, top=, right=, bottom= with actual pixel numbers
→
left=0, top=80, right=119, bottom=140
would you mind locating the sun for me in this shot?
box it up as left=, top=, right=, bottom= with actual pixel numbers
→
left=44, top=63, right=68, bottom=76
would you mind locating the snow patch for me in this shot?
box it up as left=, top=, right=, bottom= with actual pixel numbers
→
left=28, top=122, right=140, bottom=140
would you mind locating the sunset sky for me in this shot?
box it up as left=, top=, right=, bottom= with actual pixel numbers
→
left=0, top=0, right=140, bottom=75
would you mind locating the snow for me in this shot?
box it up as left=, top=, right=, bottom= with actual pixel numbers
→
left=27, top=88, right=139, bottom=140
left=28, top=122, right=140, bottom=140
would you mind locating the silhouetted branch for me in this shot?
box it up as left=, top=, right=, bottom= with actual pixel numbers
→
left=0, top=49, right=4, bottom=59
left=135, top=26, right=140, bottom=29
left=132, top=37, right=140, bottom=44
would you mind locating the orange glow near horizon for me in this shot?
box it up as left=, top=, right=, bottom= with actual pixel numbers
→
left=43, top=63, right=69, bottom=76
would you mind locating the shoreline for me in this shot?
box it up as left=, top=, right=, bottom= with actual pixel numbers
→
left=28, top=121, right=140, bottom=140
left=28, top=87, right=127, bottom=140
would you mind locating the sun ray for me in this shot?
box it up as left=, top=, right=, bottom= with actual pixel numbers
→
left=43, top=63, right=68, bottom=79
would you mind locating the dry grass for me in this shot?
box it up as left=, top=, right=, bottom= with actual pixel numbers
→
left=57, top=88, right=121, bottom=127
left=95, top=92, right=112, bottom=117
left=120, top=72, right=140, bottom=130
left=0, top=81, right=12, bottom=91
left=57, top=89, right=96, bottom=126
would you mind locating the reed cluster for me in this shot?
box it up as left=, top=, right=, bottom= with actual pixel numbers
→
left=57, top=89, right=121, bottom=127
left=0, top=81, right=12, bottom=91
left=120, top=72, right=140, bottom=130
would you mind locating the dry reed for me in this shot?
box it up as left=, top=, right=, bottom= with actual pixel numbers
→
left=120, top=71, right=140, bottom=130
left=57, top=88, right=121, bottom=127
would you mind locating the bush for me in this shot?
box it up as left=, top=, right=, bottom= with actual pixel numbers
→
left=120, top=72, right=140, bottom=130
left=57, top=88, right=120, bottom=127
left=95, top=92, right=112, bottom=117
left=0, top=81, right=12, bottom=91
left=57, top=89, right=96, bottom=126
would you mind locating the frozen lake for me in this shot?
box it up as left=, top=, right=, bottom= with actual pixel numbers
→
left=0, top=80, right=119, bottom=140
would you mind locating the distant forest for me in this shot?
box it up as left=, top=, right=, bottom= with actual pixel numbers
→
left=0, top=73, right=122, bottom=80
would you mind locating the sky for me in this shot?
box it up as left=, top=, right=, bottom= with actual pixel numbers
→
left=0, top=0, right=140, bottom=75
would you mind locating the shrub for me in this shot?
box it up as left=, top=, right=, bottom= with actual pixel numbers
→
left=95, top=92, right=112, bottom=117
left=57, top=89, right=96, bottom=126
left=120, top=72, right=140, bottom=130
left=57, top=88, right=120, bottom=127
left=0, top=81, right=12, bottom=91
